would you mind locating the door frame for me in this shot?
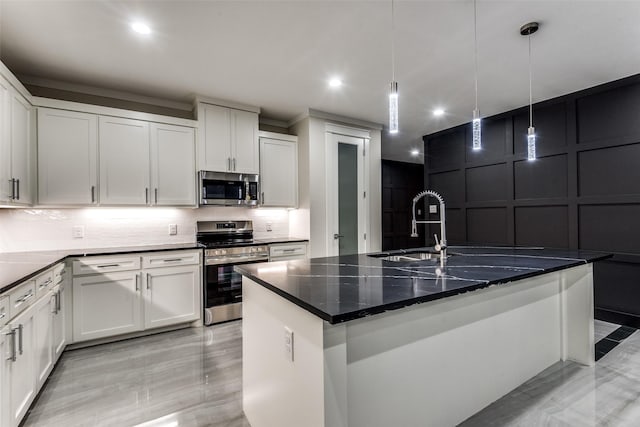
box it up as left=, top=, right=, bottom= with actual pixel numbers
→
left=325, top=124, right=370, bottom=256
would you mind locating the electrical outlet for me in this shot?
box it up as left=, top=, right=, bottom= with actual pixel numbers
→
left=72, top=225, right=84, bottom=239
left=266, top=222, right=272, bottom=232
left=429, top=205, right=438, bottom=214
left=168, top=224, right=178, bottom=235
left=284, top=326, right=294, bottom=362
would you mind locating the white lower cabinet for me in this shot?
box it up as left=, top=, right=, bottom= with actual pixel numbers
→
left=72, top=271, right=142, bottom=342
left=143, top=265, right=200, bottom=329
left=71, top=249, right=202, bottom=343
left=6, top=303, right=36, bottom=427
left=51, top=283, right=66, bottom=362
left=1, top=325, right=9, bottom=427
left=33, top=291, right=53, bottom=390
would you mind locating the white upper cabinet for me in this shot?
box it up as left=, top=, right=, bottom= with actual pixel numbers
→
left=150, top=123, right=196, bottom=206
left=37, top=108, right=98, bottom=205
left=260, top=133, right=298, bottom=207
left=99, top=116, right=150, bottom=205
left=232, top=109, right=259, bottom=174
left=201, top=104, right=232, bottom=172
left=199, top=102, right=259, bottom=174
left=0, top=76, right=33, bottom=206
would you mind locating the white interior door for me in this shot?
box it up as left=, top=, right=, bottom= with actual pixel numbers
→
left=326, top=131, right=368, bottom=256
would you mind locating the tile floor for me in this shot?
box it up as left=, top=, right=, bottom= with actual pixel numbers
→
left=23, top=320, right=639, bottom=427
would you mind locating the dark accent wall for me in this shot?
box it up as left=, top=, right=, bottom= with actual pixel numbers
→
left=423, top=74, right=640, bottom=327
left=382, top=160, right=425, bottom=251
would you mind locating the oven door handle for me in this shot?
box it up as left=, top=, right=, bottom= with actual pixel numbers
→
left=205, top=255, right=269, bottom=266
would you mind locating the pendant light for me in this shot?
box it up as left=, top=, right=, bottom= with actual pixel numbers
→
left=389, top=0, right=399, bottom=134
left=471, top=0, right=481, bottom=150
left=520, top=21, right=539, bottom=161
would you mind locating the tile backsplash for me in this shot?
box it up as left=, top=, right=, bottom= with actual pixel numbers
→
left=0, top=207, right=297, bottom=253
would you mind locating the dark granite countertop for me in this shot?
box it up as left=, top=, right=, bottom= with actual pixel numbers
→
left=235, top=246, right=612, bottom=324
left=254, top=237, right=308, bottom=245
left=0, top=243, right=202, bottom=294
left=0, top=237, right=309, bottom=295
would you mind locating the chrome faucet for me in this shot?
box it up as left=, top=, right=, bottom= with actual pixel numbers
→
left=411, top=190, right=447, bottom=267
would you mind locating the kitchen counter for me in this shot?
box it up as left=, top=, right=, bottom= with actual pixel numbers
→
left=0, top=237, right=309, bottom=294
left=0, top=243, right=201, bottom=293
left=239, top=246, right=611, bottom=427
left=235, top=245, right=610, bottom=324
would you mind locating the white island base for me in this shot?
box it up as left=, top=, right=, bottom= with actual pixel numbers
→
left=242, top=264, right=594, bottom=427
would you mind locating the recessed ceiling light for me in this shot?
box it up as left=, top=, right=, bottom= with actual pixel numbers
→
left=329, top=78, right=342, bottom=88
left=410, top=149, right=420, bottom=156
left=433, top=108, right=445, bottom=117
left=131, top=21, right=151, bottom=35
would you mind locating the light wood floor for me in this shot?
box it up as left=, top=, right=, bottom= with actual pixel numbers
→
left=24, top=320, right=639, bottom=427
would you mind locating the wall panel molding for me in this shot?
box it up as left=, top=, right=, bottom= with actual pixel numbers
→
left=423, top=72, right=640, bottom=325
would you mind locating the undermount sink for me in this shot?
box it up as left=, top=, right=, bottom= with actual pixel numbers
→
left=369, top=251, right=445, bottom=262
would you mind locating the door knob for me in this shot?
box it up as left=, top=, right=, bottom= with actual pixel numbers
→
left=333, top=234, right=344, bottom=240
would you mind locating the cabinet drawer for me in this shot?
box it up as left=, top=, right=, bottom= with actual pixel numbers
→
left=72, top=255, right=141, bottom=276
left=8, top=279, right=36, bottom=319
left=269, top=243, right=307, bottom=260
left=53, top=262, right=66, bottom=285
left=142, top=250, right=201, bottom=269
left=35, top=270, right=54, bottom=298
left=0, top=296, right=8, bottom=327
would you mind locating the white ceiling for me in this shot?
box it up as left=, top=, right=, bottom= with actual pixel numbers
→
left=1, top=0, right=639, bottom=163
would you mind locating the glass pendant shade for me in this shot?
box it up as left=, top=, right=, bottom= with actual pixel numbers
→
left=389, top=81, right=399, bottom=134
left=472, top=109, right=481, bottom=150
left=527, top=126, right=536, bottom=161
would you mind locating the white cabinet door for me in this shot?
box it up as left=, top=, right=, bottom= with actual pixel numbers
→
left=72, top=271, right=143, bottom=342
left=99, top=116, right=150, bottom=205
left=232, top=109, right=259, bottom=174
left=9, top=90, right=32, bottom=205
left=51, top=284, right=66, bottom=362
left=0, top=77, right=12, bottom=202
left=150, top=123, right=196, bottom=206
left=7, top=304, right=36, bottom=427
left=201, top=104, right=232, bottom=172
left=38, top=108, right=98, bottom=205
left=1, top=326, right=8, bottom=427
left=260, top=137, right=298, bottom=207
left=33, top=291, right=53, bottom=391
left=143, top=265, right=200, bottom=329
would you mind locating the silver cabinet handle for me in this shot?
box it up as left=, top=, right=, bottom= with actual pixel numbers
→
left=155, top=188, right=158, bottom=204
left=57, top=290, right=61, bottom=312
left=233, top=158, right=236, bottom=171
left=0, top=312, right=5, bottom=319
left=9, top=178, right=15, bottom=200
left=97, top=264, right=119, bottom=268
left=91, top=186, right=95, bottom=203
left=6, top=329, right=16, bottom=362
left=15, top=179, right=19, bottom=200
left=333, top=234, right=344, bottom=239
left=282, top=249, right=296, bottom=253
left=51, top=294, right=58, bottom=314
left=162, top=258, right=182, bottom=263
left=16, top=291, right=34, bottom=304
left=227, top=157, right=231, bottom=171
left=18, top=324, right=23, bottom=355
left=261, top=192, right=265, bottom=204
left=135, top=273, right=140, bottom=291
left=145, top=187, right=149, bottom=204
left=146, top=273, right=150, bottom=290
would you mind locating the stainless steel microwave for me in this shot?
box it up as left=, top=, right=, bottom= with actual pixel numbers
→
left=199, top=170, right=259, bottom=206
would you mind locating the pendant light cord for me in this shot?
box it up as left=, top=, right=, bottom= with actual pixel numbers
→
left=391, top=0, right=396, bottom=81
left=474, top=0, right=478, bottom=111
left=528, top=31, right=533, bottom=128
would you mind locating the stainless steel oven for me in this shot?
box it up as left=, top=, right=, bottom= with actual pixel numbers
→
left=199, top=170, right=259, bottom=206
left=197, top=220, right=268, bottom=325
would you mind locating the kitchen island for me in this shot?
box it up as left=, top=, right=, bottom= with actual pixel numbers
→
left=236, top=247, right=610, bottom=427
